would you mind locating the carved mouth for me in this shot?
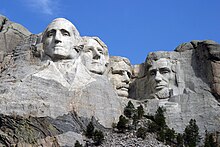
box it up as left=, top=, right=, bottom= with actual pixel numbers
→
left=155, top=85, right=166, bottom=90
left=120, top=87, right=128, bottom=91
left=117, top=85, right=129, bottom=91
left=92, top=61, right=100, bottom=64
left=54, top=46, right=63, bottom=48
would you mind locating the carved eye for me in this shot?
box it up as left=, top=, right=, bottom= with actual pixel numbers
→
left=112, top=70, right=123, bottom=75
left=160, top=68, right=170, bottom=74
left=150, top=70, right=156, bottom=76
left=63, top=32, right=70, bottom=36
left=84, top=47, right=93, bottom=53
left=47, top=30, right=55, bottom=37
left=127, top=72, right=131, bottom=78
left=97, top=48, right=104, bottom=55
left=61, top=29, right=70, bottom=36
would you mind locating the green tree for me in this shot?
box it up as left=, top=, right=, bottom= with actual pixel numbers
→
left=93, top=130, right=104, bottom=146
left=148, top=120, right=159, bottom=133
left=208, top=133, right=217, bottom=147
left=74, top=140, right=82, bottom=147
left=183, top=119, right=200, bottom=147
left=176, top=133, right=184, bottom=147
left=204, top=131, right=217, bottom=147
left=137, top=104, right=144, bottom=119
left=86, top=121, right=94, bottom=138
left=132, top=113, right=138, bottom=130
left=165, top=128, right=176, bottom=144
left=117, top=115, right=128, bottom=133
left=136, top=127, right=147, bottom=139
left=154, top=107, right=166, bottom=129
left=157, top=129, right=165, bottom=142
left=124, top=101, right=135, bottom=118
left=204, top=131, right=211, bottom=147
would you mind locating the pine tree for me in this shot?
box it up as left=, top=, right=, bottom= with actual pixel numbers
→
left=176, top=133, right=184, bottom=147
left=148, top=120, right=159, bottom=133
left=154, top=107, right=166, bottom=129
left=132, top=113, right=138, bottom=130
left=158, top=129, right=165, bottom=142
left=86, top=121, right=94, bottom=138
left=208, top=133, right=217, bottom=147
left=124, top=101, right=135, bottom=118
left=165, top=128, right=176, bottom=144
left=183, top=119, right=200, bottom=147
left=136, top=127, right=147, bottom=139
left=93, top=130, right=104, bottom=146
left=74, top=140, right=83, bottom=147
left=204, top=131, right=212, bottom=147
left=137, top=104, right=144, bottom=119
left=117, top=115, right=128, bottom=133
left=204, top=131, right=217, bottom=147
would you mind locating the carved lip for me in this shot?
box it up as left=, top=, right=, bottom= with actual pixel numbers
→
left=54, top=46, right=63, bottom=48
left=155, top=85, right=166, bottom=90
left=119, top=87, right=128, bottom=91
left=117, top=85, right=129, bottom=91
left=92, top=61, right=100, bottom=64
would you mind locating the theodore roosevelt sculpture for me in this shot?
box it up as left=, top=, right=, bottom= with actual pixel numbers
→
left=80, top=37, right=109, bottom=75
left=108, top=56, right=132, bottom=98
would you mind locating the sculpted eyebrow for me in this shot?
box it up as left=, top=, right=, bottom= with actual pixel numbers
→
left=160, top=67, right=171, bottom=71
left=84, top=46, right=94, bottom=51
left=46, top=29, right=56, bottom=35
left=60, top=29, right=70, bottom=35
left=47, top=29, right=55, bottom=33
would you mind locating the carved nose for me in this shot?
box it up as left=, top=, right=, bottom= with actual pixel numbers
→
left=54, top=32, right=62, bottom=43
left=122, top=72, right=130, bottom=83
left=155, top=72, right=162, bottom=82
left=93, top=49, right=101, bottom=59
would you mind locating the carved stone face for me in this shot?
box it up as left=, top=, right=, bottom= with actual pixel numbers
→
left=108, top=58, right=132, bottom=97
left=42, top=18, right=79, bottom=61
left=148, top=58, right=175, bottom=99
left=81, top=38, right=108, bottom=74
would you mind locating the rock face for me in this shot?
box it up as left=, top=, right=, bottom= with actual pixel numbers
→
left=108, top=56, right=132, bottom=98
left=0, top=16, right=220, bottom=146
left=131, top=41, right=220, bottom=135
left=0, top=15, right=31, bottom=62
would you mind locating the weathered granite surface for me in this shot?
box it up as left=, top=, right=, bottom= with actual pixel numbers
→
left=0, top=15, right=31, bottom=62
left=0, top=16, right=220, bottom=146
left=130, top=41, right=220, bottom=135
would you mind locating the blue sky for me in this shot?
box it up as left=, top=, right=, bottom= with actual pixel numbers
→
left=1, top=0, right=220, bottom=64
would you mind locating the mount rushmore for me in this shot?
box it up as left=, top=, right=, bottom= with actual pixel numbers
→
left=0, top=15, right=220, bottom=146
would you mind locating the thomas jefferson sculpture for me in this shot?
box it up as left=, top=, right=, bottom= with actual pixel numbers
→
left=80, top=37, right=109, bottom=75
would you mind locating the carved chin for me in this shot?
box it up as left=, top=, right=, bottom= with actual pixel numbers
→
left=89, top=65, right=106, bottom=75
left=52, top=48, right=77, bottom=60
left=154, top=88, right=170, bottom=99
left=117, top=90, right=129, bottom=97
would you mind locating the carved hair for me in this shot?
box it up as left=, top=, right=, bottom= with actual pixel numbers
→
left=41, top=18, right=80, bottom=44
left=109, top=56, right=131, bottom=67
left=81, top=36, right=109, bottom=63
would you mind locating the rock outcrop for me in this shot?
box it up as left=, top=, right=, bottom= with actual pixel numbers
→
left=131, top=40, right=220, bottom=135
left=0, top=15, right=220, bottom=146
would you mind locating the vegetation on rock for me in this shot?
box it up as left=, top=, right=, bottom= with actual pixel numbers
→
left=85, top=121, right=94, bottom=138
left=124, top=101, right=135, bottom=118
left=74, top=140, right=83, bottom=147
left=183, top=119, right=200, bottom=147
left=116, top=115, right=128, bottom=133
left=85, top=121, right=105, bottom=146
left=93, top=130, right=104, bottom=146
